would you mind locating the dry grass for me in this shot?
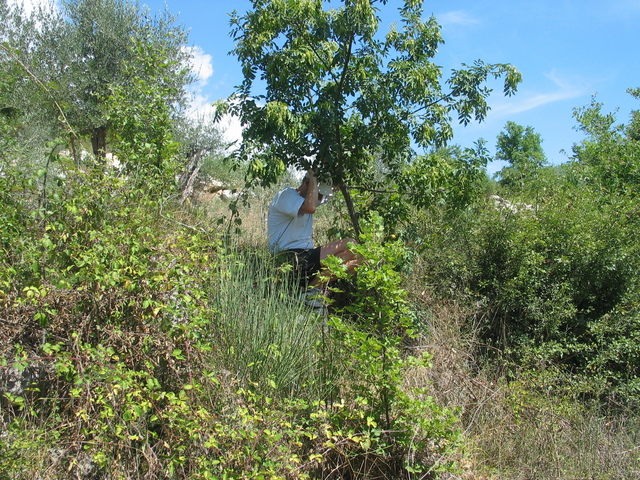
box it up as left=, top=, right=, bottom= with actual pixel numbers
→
left=402, top=290, right=640, bottom=480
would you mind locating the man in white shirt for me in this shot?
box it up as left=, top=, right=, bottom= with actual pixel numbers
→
left=268, top=170, right=360, bottom=307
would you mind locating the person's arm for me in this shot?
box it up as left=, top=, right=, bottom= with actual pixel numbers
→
left=299, top=170, right=318, bottom=215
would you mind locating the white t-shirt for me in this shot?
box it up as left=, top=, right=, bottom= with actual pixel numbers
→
left=267, top=187, right=314, bottom=253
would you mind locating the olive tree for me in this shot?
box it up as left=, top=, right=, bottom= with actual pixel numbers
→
left=3, top=0, right=194, bottom=163
left=227, top=0, right=521, bottom=235
left=60, top=0, right=194, bottom=160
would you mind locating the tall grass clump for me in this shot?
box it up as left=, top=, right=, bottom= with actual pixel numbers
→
left=465, top=373, right=640, bottom=479
left=208, top=247, right=325, bottom=396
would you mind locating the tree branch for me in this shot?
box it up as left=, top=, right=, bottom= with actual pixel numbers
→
left=337, top=32, right=355, bottom=101
left=348, top=186, right=399, bottom=195
left=1, top=43, right=77, bottom=139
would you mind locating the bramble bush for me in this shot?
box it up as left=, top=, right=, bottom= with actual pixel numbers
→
left=0, top=166, right=463, bottom=479
left=1, top=114, right=463, bottom=479
left=322, top=213, right=461, bottom=478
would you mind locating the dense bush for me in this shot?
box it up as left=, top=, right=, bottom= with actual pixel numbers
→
left=414, top=161, right=640, bottom=405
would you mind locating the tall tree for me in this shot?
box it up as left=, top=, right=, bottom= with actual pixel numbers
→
left=228, top=0, right=521, bottom=235
left=4, top=0, right=193, bottom=162
left=61, top=0, right=193, bottom=160
left=495, top=121, right=547, bottom=192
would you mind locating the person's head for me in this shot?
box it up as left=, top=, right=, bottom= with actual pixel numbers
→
left=298, top=176, right=333, bottom=205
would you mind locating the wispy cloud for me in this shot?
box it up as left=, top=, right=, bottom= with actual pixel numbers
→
left=490, top=70, right=592, bottom=117
left=437, top=10, right=480, bottom=27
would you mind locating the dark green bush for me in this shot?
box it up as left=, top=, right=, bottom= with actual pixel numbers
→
left=413, top=168, right=640, bottom=404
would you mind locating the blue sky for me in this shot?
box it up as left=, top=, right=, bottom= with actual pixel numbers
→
left=19, top=0, right=640, bottom=174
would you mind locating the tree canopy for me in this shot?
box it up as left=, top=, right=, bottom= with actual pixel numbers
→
left=228, top=0, right=521, bottom=234
left=495, top=121, right=547, bottom=192
left=1, top=0, right=194, bottom=162
left=571, top=90, right=640, bottom=196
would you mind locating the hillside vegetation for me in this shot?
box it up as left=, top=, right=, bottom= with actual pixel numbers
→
left=2, top=1, right=640, bottom=479
left=2, top=92, right=640, bottom=478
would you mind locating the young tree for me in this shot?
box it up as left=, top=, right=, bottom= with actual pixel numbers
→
left=572, top=90, right=640, bottom=196
left=227, top=0, right=521, bottom=235
left=495, top=121, right=547, bottom=192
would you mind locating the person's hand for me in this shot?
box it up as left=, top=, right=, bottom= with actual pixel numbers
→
left=299, top=169, right=319, bottom=214
left=305, top=169, right=317, bottom=185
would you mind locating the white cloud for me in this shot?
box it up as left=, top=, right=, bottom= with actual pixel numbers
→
left=218, top=113, right=243, bottom=146
left=490, top=70, right=591, bottom=117
left=185, top=92, right=243, bottom=149
left=182, top=45, right=243, bottom=145
left=437, top=10, right=480, bottom=27
left=184, top=45, right=214, bottom=87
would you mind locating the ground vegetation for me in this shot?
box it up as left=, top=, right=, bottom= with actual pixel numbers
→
left=1, top=1, right=640, bottom=479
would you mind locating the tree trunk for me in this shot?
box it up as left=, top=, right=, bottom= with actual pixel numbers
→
left=340, top=183, right=361, bottom=238
left=91, top=125, right=107, bottom=162
left=70, top=134, right=79, bottom=166
left=179, top=148, right=205, bottom=204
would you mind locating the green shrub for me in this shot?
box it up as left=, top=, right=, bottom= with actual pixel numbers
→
left=323, top=213, right=462, bottom=478
left=409, top=166, right=640, bottom=403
